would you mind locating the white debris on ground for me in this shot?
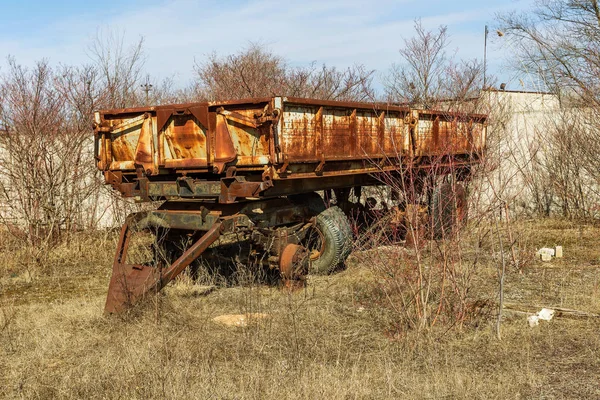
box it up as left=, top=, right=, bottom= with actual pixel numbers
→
left=554, top=246, right=562, bottom=258
left=536, top=246, right=563, bottom=261
left=528, top=308, right=556, bottom=327
left=538, top=248, right=555, bottom=257
left=528, top=315, right=540, bottom=327
left=212, top=313, right=270, bottom=328
left=537, top=308, right=555, bottom=320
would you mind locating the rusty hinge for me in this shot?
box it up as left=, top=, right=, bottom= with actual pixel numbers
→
left=219, top=176, right=274, bottom=204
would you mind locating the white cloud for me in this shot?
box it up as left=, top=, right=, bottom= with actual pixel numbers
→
left=0, top=0, right=527, bottom=89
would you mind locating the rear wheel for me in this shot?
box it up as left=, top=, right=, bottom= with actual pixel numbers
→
left=304, top=206, right=353, bottom=275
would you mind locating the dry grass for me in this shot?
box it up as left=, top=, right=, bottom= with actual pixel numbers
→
left=0, top=220, right=599, bottom=399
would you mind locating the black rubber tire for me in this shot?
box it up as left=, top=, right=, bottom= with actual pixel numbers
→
left=306, top=206, right=353, bottom=275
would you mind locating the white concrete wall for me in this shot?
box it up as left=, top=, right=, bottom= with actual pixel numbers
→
left=478, top=89, right=598, bottom=216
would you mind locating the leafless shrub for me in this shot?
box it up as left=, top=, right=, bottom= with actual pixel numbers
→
left=0, top=30, right=165, bottom=246
left=384, top=20, right=485, bottom=109
left=87, top=29, right=146, bottom=109
left=498, top=0, right=600, bottom=218
left=352, top=21, right=536, bottom=337
left=195, top=43, right=375, bottom=101
left=528, top=111, right=592, bottom=218
left=0, top=59, right=98, bottom=245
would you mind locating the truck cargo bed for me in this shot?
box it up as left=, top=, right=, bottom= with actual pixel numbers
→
left=94, top=97, right=486, bottom=203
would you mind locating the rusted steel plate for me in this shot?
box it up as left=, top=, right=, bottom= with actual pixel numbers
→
left=278, top=103, right=411, bottom=162
left=104, top=221, right=222, bottom=314
left=279, top=243, right=309, bottom=282
left=164, top=116, right=207, bottom=161
left=412, top=112, right=486, bottom=157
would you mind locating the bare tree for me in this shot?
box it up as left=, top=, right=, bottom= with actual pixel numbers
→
left=499, top=1, right=600, bottom=104
left=0, top=30, right=160, bottom=244
left=498, top=0, right=600, bottom=218
left=196, top=44, right=286, bottom=100
left=384, top=20, right=449, bottom=106
left=384, top=20, right=484, bottom=109
left=0, top=59, right=100, bottom=244
left=442, top=59, right=485, bottom=104
left=286, top=62, right=375, bottom=101
left=87, top=29, right=146, bottom=109
left=195, top=43, right=374, bottom=101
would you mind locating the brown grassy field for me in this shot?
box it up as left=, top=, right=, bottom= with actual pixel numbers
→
left=0, top=219, right=599, bottom=399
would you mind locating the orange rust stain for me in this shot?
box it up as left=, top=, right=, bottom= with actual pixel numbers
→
left=382, top=113, right=406, bottom=156
left=228, top=121, right=268, bottom=161
left=281, top=105, right=319, bottom=161
left=322, top=110, right=351, bottom=157
left=166, top=116, right=207, bottom=160
left=134, top=118, right=153, bottom=165
left=111, top=138, right=135, bottom=161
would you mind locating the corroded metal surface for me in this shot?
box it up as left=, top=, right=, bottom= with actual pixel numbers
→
left=104, top=220, right=222, bottom=314
left=96, top=97, right=487, bottom=313
left=104, top=197, right=317, bottom=313
left=279, top=243, right=309, bottom=289
left=94, top=97, right=486, bottom=203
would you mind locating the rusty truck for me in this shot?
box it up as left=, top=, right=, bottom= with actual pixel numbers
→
left=93, top=96, right=487, bottom=313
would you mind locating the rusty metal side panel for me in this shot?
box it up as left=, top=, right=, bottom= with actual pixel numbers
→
left=279, top=104, right=320, bottom=161
left=100, top=111, right=211, bottom=172
left=108, top=115, right=147, bottom=171
left=354, top=109, right=379, bottom=155
left=95, top=98, right=487, bottom=185
left=279, top=102, right=410, bottom=162
left=322, top=107, right=352, bottom=158
left=354, top=109, right=408, bottom=157
left=413, top=111, right=486, bottom=157
left=382, top=111, right=409, bottom=157
left=162, top=115, right=208, bottom=169
left=224, top=107, right=271, bottom=166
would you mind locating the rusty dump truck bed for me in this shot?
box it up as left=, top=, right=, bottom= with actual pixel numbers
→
left=95, top=96, right=487, bottom=313
left=94, top=97, right=486, bottom=203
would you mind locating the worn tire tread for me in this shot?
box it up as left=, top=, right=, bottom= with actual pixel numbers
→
left=310, top=206, right=353, bottom=275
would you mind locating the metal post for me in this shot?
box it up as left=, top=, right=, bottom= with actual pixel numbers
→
left=483, top=25, right=489, bottom=90
left=141, top=75, right=153, bottom=105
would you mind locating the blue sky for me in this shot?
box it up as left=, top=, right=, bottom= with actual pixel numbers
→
left=0, top=0, right=535, bottom=92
